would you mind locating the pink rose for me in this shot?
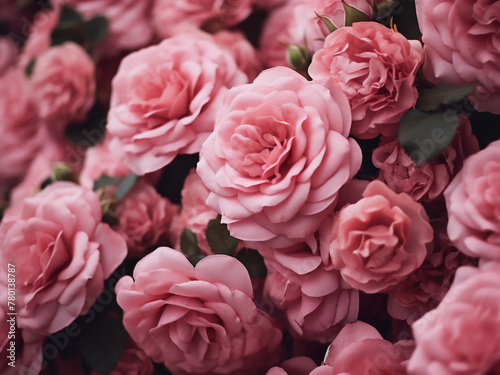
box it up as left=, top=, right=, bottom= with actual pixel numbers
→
left=408, top=266, right=500, bottom=375
left=115, top=180, right=178, bottom=258
left=107, top=32, right=248, bottom=175
left=266, top=357, right=318, bottom=375
left=415, top=0, right=500, bottom=114
left=259, top=0, right=374, bottom=68
left=0, top=68, right=44, bottom=195
left=0, top=182, right=127, bottom=335
left=445, top=139, right=500, bottom=263
left=328, top=180, right=434, bottom=293
left=323, top=321, right=413, bottom=375
left=152, top=0, right=254, bottom=39
left=31, top=42, right=95, bottom=132
left=169, top=169, right=219, bottom=255
left=309, top=22, right=423, bottom=139
left=0, top=37, right=17, bottom=77
left=63, top=0, right=154, bottom=54
left=116, top=247, right=282, bottom=374
left=197, top=67, right=361, bottom=249
left=79, top=135, right=131, bottom=189
left=264, top=250, right=359, bottom=343
left=372, top=115, right=479, bottom=202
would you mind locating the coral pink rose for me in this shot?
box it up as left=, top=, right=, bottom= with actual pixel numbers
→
left=259, top=0, right=374, bottom=68
left=328, top=180, right=434, bottom=293
left=0, top=182, right=127, bottom=335
left=0, top=68, right=44, bottom=195
left=309, top=22, right=423, bottom=139
left=372, top=115, right=479, bottom=202
left=445, top=139, right=500, bottom=263
left=152, top=0, right=254, bottom=38
left=63, top=0, right=154, bottom=54
left=415, top=0, right=500, bottom=114
left=107, top=32, right=248, bottom=175
left=116, top=247, right=282, bottom=375
left=323, top=321, right=414, bottom=375
left=264, top=251, right=359, bottom=343
left=408, top=266, right=500, bottom=375
left=31, top=42, right=96, bottom=131
left=197, top=67, right=361, bottom=249
left=115, top=180, right=178, bottom=258
left=169, top=169, right=219, bottom=255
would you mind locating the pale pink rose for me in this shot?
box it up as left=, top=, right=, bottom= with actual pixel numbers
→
left=169, top=169, right=219, bottom=255
left=63, top=0, right=154, bottom=54
left=31, top=42, right=95, bottom=131
left=153, top=0, right=254, bottom=38
left=116, top=247, right=282, bottom=375
left=115, top=180, right=178, bottom=258
left=415, top=0, right=500, bottom=114
left=266, top=357, right=318, bottom=375
left=259, top=0, right=374, bottom=68
left=197, top=67, right=361, bottom=249
left=445, top=139, right=500, bottom=263
left=79, top=135, right=131, bottom=189
left=213, top=30, right=263, bottom=81
left=107, top=32, right=248, bottom=175
left=408, top=266, right=500, bottom=375
left=0, top=68, right=44, bottom=195
left=324, top=321, right=413, bottom=375
left=264, top=250, right=359, bottom=343
left=373, top=115, right=479, bottom=202
left=309, top=22, right=423, bottom=139
left=0, top=38, right=17, bottom=77
left=328, top=180, right=434, bottom=293
left=0, top=182, right=127, bottom=335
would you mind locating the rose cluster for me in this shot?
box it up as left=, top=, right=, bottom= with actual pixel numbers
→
left=0, top=0, right=499, bottom=374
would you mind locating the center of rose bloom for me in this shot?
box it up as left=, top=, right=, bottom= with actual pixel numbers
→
left=229, top=117, right=294, bottom=180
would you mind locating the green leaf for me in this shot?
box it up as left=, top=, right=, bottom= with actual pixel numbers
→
left=79, top=314, right=128, bottom=374
left=315, top=12, right=337, bottom=33
left=343, top=0, right=371, bottom=26
left=58, top=5, right=83, bottom=27
left=25, top=58, right=36, bottom=78
left=83, top=16, right=108, bottom=46
left=236, top=249, right=267, bottom=279
left=416, top=83, right=479, bottom=112
left=398, top=109, right=460, bottom=166
left=115, top=174, right=138, bottom=200
left=180, top=228, right=201, bottom=257
left=93, top=175, right=122, bottom=191
left=205, top=215, right=239, bottom=256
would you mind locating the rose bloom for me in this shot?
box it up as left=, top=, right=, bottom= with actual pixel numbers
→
left=0, top=68, right=44, bottom=195
left=309, top=22, right=423, bottom=139
left=31, top=42, right=96, bottom=131
left=323, top=321, right=414, bottom=375
left=152, top=0, right=254, bottom=39
left=63, top=0, right=154, bottom=54
left=408, top=266, right=500, bottom=375
left=328, top=180, right=434, bottom=293
left=372, top=114, right=479, bottom=202
left=259, top=0, right=374, bottom=68
left=0, top=182, right=127, bottom=335
left=107, top=32, right=248, bottom=175
left=415, top=0, right=500, bottom=114
left=116, top=247, right=282, bottom=375
left=264, top=250, right=359, bottom=343
left=197, top=67, right=361, bottom=249
left=169, top=168, right=219, bottom=255
left=115, top=180, right=178, bottom=258
left=445, top=139, right=500, bottom=264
